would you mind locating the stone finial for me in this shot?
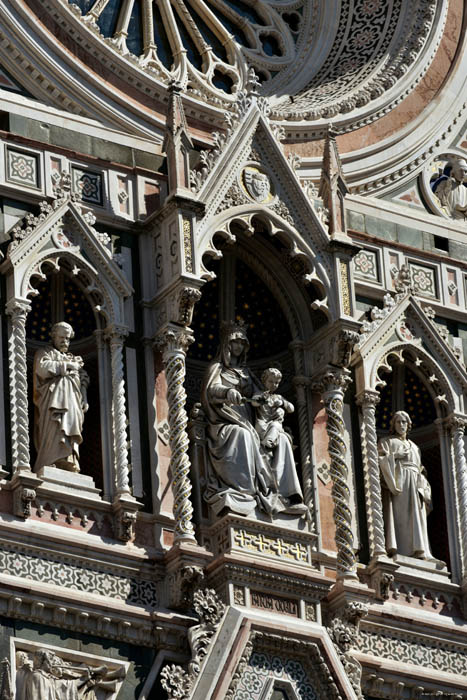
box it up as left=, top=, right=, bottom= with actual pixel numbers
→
left=318, top=125, right=348, bottom=238
left=163, top=81, right=194, bottom=198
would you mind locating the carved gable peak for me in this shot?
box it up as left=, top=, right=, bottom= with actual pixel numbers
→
left=3, top=194, right=132, bottom=302
left=355, top=291, right=467, bottom=388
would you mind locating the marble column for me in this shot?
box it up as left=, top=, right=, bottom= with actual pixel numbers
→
left=447, top=414, right=467, bottom=578
left=6, top=299, right=31, bottom=471
left=293, top=375, right=316, bottom=533
left=313, top=368, right=357, bottom=579
left=356, top=390, right=386, bottom=559
left=155, top=325, right=196, bottom=543
left=106, top=324, right=132, bottom=496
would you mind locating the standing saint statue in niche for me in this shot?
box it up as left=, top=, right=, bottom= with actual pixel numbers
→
left=33, top=321, right=89, bottom=473
left=201, top=320, right=306, bottom=518
left=378, top=411, right=433, bottom=560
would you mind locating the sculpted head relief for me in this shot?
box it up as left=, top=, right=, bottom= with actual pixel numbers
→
left=432, top=156, right=467, bottom=221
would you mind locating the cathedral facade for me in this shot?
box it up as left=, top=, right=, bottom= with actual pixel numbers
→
left=0, top=0, right=466, bottom=697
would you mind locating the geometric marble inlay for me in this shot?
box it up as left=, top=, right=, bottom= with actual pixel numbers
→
left=72, top=167, right=103, bottom=205
left=409, top=263, right=437, bottom=299
left=353, top=249, right=379, bottom=282
left=6, top=148, right=39, bottom=188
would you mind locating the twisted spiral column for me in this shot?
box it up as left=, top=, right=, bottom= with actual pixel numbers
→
left=6, top=299, right=31, bottom=471
left=313, top=368, right=357, bottom=579
left=447, top=414, right=467, bottom=577
left=293, top=376, right=316, bottom=533
left=156, top=326, right=196, bottom=542
left=356, top=390, right=386, bottom=558
left=107, top=325, right=131, bottom=495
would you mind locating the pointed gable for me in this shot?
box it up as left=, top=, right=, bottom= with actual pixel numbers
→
left=352, top=280, right=467, bottom=412
left=1, top=187, right=132, bottom=325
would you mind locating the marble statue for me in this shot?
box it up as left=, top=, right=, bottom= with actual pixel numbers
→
left=254, top=368, right=302, bottom=504
left=378, top=411, right=433, bottom=559
left=15, top=649, right=123, bottom=700
left=432, top=157, right=467, bottom=220
left=33, top=322, right=89, bottom=473
left=201, top=320, right=305, bottom=518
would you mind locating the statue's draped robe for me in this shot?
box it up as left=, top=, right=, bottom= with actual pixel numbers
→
left=19, top=668, right=79, bottom=700
left=201, top=362, right=302, bottom=515
left=33, top=346, right=85, bottom=471
left=378, top=436, right=432, bottom=558
left=17, top=667, right=100, bottom=700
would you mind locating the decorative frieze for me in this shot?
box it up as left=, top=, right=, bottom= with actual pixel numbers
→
left=357, top=626, right=467, bottom=677
left=0, top=546, right=158, bottom=607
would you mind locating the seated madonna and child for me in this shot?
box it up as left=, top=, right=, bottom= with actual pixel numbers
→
left=200, top=320, right=307, bottom=519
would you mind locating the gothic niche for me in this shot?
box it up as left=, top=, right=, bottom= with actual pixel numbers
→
left=26, top=269, right=103, bottom=490
left=375, top=357, right=450, bottom=568
left=187, top=224, right=326, bottom=526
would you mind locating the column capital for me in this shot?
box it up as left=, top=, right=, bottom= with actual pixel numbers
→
left=154, top=324, right=194, bottom=357
left=355, top=389, right=380, bottom=408
left=312, top=367, right=352, bottom=397
left=5, top=298, right=31, bottom=318
left=104, top=324, right=129, bottom=344
left=445, top=413, right=467, bottom=433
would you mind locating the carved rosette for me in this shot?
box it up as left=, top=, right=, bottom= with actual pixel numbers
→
left=6, top=299, right=31, bottom=471
left=106, top=325, right=132, bottom=495
left=156, top=326, right=196, bottom=542
left=446, top=414, right=467, bottom=578
left=356, top=390, right=386, bottom=558
left=313, top=369, right=357, bottom=579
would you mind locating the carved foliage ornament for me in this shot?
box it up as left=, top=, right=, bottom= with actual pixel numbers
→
left=160, top=588, right=226, bottom=699
left=328, top=602, right=368, bottom=700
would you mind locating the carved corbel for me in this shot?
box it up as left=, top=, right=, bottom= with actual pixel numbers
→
left=112, top=497, right=140, bottom=542
left=329, top=329, right=360, bottom=368
left=328, top=602, right=368, bottom=700
left=168, top=565, right=205, bottom=611
left=10, top=471, right=42, bottom=519
left=177, top=287, right=202, bottom=327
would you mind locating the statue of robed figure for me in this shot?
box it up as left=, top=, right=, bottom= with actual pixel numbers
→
left=201, top=320, right=306, bottom=518
left=33, top=322, right=90, bottom=473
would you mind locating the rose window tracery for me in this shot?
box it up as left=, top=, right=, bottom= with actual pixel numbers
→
left=70, top=0, right=302, bottom=98
left=66, top=0, right=443, bottom=121
left=62, top=0, right=444, bottom=123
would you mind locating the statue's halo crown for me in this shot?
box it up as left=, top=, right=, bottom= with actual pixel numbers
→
left=220, top=318, right=249, bottom=344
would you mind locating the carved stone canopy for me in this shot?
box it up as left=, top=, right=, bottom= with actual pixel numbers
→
left=0, top=196, right=133, bottom=326
left=352, top=292, right=467, bottom=415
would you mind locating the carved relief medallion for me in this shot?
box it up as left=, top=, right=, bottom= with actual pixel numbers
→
left=242, top=167, right=273, bottom=204
left=420, top=151, right=467, bottom=222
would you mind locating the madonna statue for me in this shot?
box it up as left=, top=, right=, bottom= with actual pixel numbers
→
left=201, top=320, right=305, bottom=518
left=378, top=410, right=433, bottom=559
